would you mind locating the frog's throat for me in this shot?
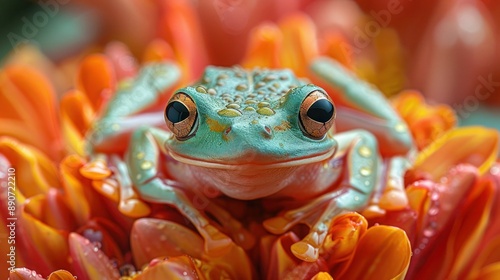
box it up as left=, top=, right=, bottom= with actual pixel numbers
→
left=166, top=149, right=336, bottom=170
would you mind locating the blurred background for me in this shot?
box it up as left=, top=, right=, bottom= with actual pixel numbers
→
left=0, top=0, right=499, bottom=129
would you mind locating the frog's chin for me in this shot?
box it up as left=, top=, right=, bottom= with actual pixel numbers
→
left=166, top=148, right=339, bottom=200
left=166, top=148, right=336, bottom=170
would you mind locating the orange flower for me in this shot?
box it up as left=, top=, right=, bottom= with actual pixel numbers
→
left=1, top=1, right=499, bottom=279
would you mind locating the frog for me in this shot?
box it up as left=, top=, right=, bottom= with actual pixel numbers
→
left=83, top=57, right=415, bottom=262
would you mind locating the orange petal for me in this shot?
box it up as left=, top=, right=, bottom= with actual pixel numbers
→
left=47, top=270, right=77, bottom=280
left=413, top=126, right=498, bottom=180
left=471, top=263, right=500, bottom=280
left=157, top=0, right=208, bottom=82
left=137, top=256, right=209, bottom=280
left=131, top=218, right=204, bottom=268
left=278, top=13, right=319, bottom=77
left=0, top=65, right=62, bottom=160
left=60, top=90, right=95, bottom=156
left=323, top=212, right=368, bottom=263
left=76, top=54, right=116, bottom=112
left=311, top=272, right=334, bottom=280
left=19, top=194, right=72, bottom=274
left=410, top=175, right=495, bottom=279
left=337, top=226, right=411, bottom=280
left=143, top=39, right=176, bottom=63
left=265, top=232, right=301, bottom=279
left=0, top=137, right=60, bottom=202
left=68, top=233, right=120, bottom=280
left=9, top=268, right=45, bottom=280
left=391, top=91, right=456, bottom=149
left=320, top=32, right=353, bottom=70
left=241, top=23, right=283, bottom=69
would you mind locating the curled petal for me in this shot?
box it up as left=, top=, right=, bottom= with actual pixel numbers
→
left=311, top=272, right=334, bottom=280
left=413, top=126, right=498, bottom=180
left=68, top=233, right=120, bottom=280
left=47, top=270, right=77, bottom=280
left=0, top=137, right=60, bottom=202
left=323, top=212, right=368, bottom=263
left=391, top=91, right=456, bottom=149
left=337, top=226, right=411, bottom=280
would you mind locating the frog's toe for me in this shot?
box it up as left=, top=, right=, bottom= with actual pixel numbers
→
left=291, top=240, right=320, bottom=262
left=201, top=224, right=234, bottom=257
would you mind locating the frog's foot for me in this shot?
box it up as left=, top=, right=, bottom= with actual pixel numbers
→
left=205, top=203, right=256, bottom=250
left=126, top=126, right=233, bottom=256
left=363, top=156, right=410, bottom=217
left=265, top=129, right=381, bottom=261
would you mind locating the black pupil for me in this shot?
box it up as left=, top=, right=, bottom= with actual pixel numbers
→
left=166, top=101, right=190, bottom=123
left=307, top=99, right=334, bottom=123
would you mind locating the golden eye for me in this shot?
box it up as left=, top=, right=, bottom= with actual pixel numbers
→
left=165, top=93, right=198, bottom=139
left=299, top=90, right=335, bottom=139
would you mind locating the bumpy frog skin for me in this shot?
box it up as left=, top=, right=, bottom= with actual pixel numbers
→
left=86, top=57, right=414, bottom=263
left=164, top=67, right=339, bottom=200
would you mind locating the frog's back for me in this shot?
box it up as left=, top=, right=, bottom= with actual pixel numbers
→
left=196, top=66, right=305, bottom=115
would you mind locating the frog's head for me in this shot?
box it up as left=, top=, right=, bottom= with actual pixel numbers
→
left=163, top=68, right=337, bottom=199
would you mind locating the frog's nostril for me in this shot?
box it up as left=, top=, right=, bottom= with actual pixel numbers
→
left=262, top=125, right=273, bottom=139
left=224, top=126, right=232, bottom=135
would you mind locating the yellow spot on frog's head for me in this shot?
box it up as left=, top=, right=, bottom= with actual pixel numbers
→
left=196, top=86, right=207, bottom=93
left=206, top=117, right=227, bottom=132
left=274, top=120, right=291, bottom=131
left=218, top=108, right=242, bottom=117
left=256, top=107, right=275, bottom=116
left=136, top=152, right=145, bottom=159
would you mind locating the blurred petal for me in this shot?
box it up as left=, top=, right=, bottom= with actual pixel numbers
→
left=157, top=0, right=209, bottom=82
left=471, top=263, right=500, bottom=280
left=413, top=127, right=498, bottom=180
left=104, top=41, right=138, bottom=80
left=60, top=155, right=92, bottom=224
left=0, top=65, right=62, bottom=160
left=242, top=23, right=283, bottom=69
left=19, top=194, right=72, bottom=274
left=391, top=91, right=456, bottom=149
left=337, top=226, right=411, bottom=280
left=142, top=39, right=176, bottom=63
left=60, top=90, right=94, bottom=156
left=68, top=233, right=120, bottom=280
left=76, top=54, right=116, bottom=112
left=0, top=137, right=60, bottom=202
left=320, top=32, right=353, bottom=69
left=278, top=13, right=319, bottom=77
left=9, top=268, right=45, bottom=280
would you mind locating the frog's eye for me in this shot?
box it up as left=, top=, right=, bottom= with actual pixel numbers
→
left=165, top=93, right=198, bottom=139
left=299, top=91, right=335, bottom=139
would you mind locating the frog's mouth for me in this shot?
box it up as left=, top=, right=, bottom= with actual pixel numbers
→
left=166, top=148, right=336, bottom=169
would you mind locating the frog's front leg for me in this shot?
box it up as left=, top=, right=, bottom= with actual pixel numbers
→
left=311, top=57, right=415, bottom=157
left=264, top=129, right=380, bottom=262
left=127, top=126, right=250, bottom=255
